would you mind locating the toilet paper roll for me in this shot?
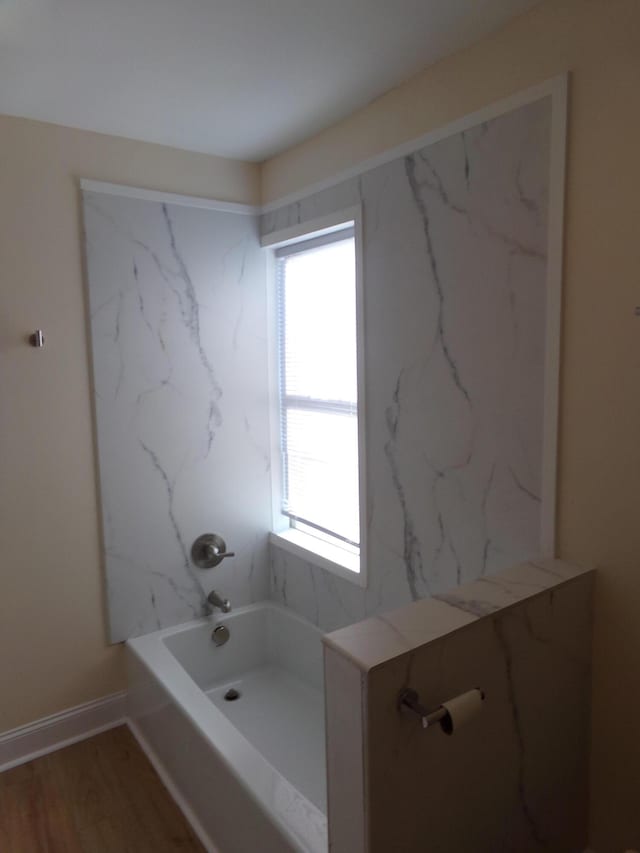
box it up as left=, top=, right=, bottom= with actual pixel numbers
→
left=440, top=688, right=484, bottom=735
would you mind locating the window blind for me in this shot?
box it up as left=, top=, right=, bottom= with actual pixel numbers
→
left=275, top=227, right=360, bottom=548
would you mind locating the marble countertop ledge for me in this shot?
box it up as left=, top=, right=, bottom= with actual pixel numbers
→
left=322, top=558, right=594, bottom=673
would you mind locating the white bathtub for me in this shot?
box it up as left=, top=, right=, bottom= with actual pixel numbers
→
left=126, top=601, right=327, bottom=853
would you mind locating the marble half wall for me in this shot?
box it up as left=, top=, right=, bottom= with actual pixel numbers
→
left=263, top=97, right=552, bottom=632
left=83, top=192, right=270, bottom=642
left=323, top=559, right=594, bottom=853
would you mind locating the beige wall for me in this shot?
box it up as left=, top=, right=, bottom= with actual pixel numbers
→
left=262, top=1, right=640, bottom=849
left=0, top=115, right=259, bottom=733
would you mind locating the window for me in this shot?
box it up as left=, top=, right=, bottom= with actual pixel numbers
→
left=268, top=213, right=365, bottom=582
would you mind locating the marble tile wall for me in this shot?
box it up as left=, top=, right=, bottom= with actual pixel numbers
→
left=263, top=97, right=552, bottom=632
left=83, top=192, right=271, bottom=642
left=85, top=97, right=552, bottom=642
left=323, top=560, right=594, bottom=853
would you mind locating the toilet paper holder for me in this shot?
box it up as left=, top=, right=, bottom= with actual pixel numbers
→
left=398, top=687, right=485, bottom=734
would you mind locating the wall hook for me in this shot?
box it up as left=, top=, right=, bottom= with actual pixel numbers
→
left=29, top=330, right=45, bottom=348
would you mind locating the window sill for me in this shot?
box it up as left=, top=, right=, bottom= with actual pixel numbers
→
left=269, top=529, right=365, bottom=587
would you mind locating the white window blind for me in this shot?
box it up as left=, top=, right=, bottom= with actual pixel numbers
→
left=276, top=227, right=360, bottom=548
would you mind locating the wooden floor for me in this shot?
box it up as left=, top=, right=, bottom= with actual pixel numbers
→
left=0, top=725, right=206, bottom=852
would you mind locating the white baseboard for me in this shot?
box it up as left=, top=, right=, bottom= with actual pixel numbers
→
left=126, top=717, right=219, bottom=853
left=0, top=691, right=126, bottom=773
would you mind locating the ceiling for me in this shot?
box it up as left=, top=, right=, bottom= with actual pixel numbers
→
left=0, top=0, right=539, bottom=162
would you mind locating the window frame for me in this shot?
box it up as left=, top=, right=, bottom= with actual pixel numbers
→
left=263, top=206, right=367, bottom=588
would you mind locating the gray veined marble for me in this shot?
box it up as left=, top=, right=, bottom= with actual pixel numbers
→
left=86, top=96, right=553, bottom=643
left=323, top=566, right=594, bottom=853
left=262, top=97, right=552, bottom=632
left=83, top=193, right=271, bottom=642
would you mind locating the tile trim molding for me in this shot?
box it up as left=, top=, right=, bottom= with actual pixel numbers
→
left=79, top=178, right=261, bottom=215
left=0, top=691, right=126, bottom=773
left=81, top=73, right=568, bottom=227
left=260, top=74, right=568, bottom=213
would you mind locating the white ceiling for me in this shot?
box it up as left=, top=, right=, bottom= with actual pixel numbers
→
left=0, top=0, right=539, bottom=162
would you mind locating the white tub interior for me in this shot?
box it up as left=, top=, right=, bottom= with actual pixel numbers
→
left=163, top=603, right=326, bottom=812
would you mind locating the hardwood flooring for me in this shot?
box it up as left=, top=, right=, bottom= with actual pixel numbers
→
left=0, top=725, right=205, bottom=852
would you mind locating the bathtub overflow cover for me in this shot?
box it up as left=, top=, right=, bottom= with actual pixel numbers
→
left=212, top=624, right=230, bottom=646
left=224, top=688, right=240, bottom=701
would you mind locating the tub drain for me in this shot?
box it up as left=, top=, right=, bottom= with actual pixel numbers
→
left=224, top=688, right=240, bottom=701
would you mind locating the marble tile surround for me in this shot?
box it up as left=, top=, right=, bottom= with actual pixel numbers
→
left=85, top=96, right=553, bottom=643
left=323, top=560, right=594, bottom=852
left=83, top=193, right=271, bottom=642
left=263, top=97, right=552, bottom=632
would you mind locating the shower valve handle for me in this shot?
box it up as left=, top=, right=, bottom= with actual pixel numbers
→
left=191, top=533, right=235, bottom=569
left=205, top=544, right=235, bottom=561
